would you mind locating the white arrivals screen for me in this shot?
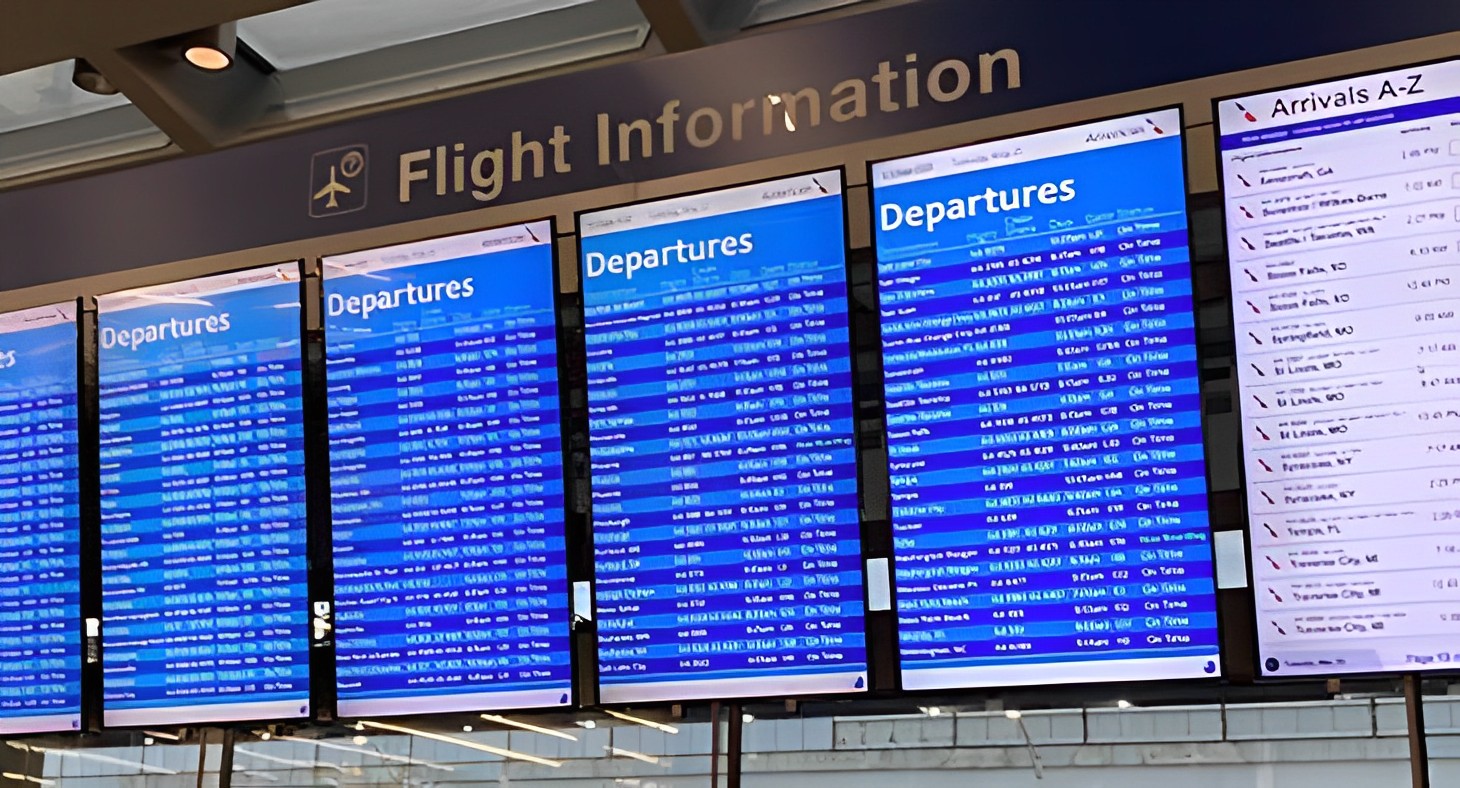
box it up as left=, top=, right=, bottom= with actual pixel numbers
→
left=1218, top=58, right=1460, bottom=677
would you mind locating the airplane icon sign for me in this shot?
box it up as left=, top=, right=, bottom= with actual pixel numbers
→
left=313, top=165, right=351, bottom=208
left=309, top=145, right=368, bottom=217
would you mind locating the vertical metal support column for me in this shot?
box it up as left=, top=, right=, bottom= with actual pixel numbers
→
left=195, top=729, right=209, bottom=788
left=218, top=728, right=236, bottom=788
left=77, top=299, right=104, bottom=733
left=726, top=704, right=743, bottom=788
left=709, top=701, right=721, bottom=787
left=1405, top=674, right=1430, bottom=788
left=300, top=264, right=337, bottom=723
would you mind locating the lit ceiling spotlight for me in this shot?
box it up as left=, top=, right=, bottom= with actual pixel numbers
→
left=180, top=22, right=237, bottom=71
left=1116, top=700, right=1134, bottom=709
left=71, top=59, right=118, bottom=95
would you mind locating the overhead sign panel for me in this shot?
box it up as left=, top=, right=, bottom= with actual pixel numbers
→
left=8, top=0, right=1460, bottom=290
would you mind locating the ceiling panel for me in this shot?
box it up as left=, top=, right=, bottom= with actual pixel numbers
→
left=744, top=0, right=871, bottom=26
left=0, top=61, right=131, bottom=134
left=238, top=0, right=598, bottom=70
left=258, top=0, right=650, bottom=122
left=0, top=60, right=170, bottom=183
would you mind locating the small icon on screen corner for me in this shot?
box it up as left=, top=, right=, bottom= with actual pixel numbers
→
left=310, top=144, right=368, bottom=217
left=1264, top=657, right=1281, bottom=673
left=1203, top=660, right=1217, bottom=674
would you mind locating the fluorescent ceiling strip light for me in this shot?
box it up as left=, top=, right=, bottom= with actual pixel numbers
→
left=480, top=714, right=579, bottom=741
left=141, top=730, right=182, bottom=741
left=358, top=720, right=562, bottom=768
left=234, top=747, right=346, bottom=773
left=5, top=743, right=176, bottom=775
left=276, top=735, right=455, bottom=771
left=601, top=709, right=680, bottom=734
left=2, top=773, right=56, bottom=786
left=604, top=746, right=660, bottom=764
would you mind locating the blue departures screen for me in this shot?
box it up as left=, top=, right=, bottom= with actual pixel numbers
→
left=324, top=222, right=572, bottom=717
left=581, top=171, right=868, bottom=704
left=872, top=110, right=1221, bottom=690
left=98, top=264, right=311, bottom=727
left=0, top=304, right=82, bottom=735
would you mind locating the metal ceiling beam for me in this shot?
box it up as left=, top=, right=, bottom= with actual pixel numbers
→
left=634, top=0, right=759, bottom=52
left=0, top=0, right=311, bottom=76
left=82, top=38, right=279, bottom=153
left=701, top=0, right=762, bottom=33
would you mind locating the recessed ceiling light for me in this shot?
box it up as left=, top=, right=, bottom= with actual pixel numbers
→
left=180, top=23, right=237, bottom=71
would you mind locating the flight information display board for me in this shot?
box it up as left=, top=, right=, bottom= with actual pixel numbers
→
left=98, top=264, right=311, bottom=726
left=0, top=304, right=82, bottom=735
left=1219, top=59, right=1460, bottom=677
left=872, top=109, right=1221, bottom=690
left=580, top=172, right=868, bottom=703
left=324, top=222, right=572, bottom=716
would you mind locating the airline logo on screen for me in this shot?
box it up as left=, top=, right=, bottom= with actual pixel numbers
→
left=310, top=144, right=369, bottom=217
left=1083, top=117, right=1167, bottom=141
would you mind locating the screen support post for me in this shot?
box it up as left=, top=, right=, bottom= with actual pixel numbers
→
left=218, top=728, right=236, bottom=788
left=195, top=731, right=208, bottom=788
left=726, top=703, right=744, bottom=788
left=1404, top=674, right=1430, bottom=788
left=710, top=701, right=721, bottom=785
left=193, top=728, right=237, bottom=787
